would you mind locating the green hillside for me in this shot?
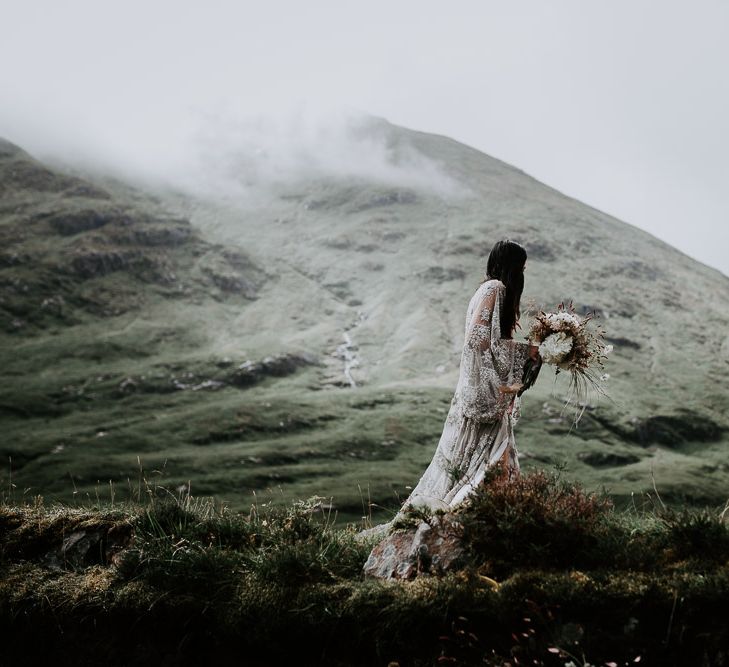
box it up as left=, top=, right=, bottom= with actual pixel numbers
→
left=2, top=116, right=728, bottom=526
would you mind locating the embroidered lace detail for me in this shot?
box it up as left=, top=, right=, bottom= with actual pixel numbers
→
left=466, top=323, right=489, bottom=350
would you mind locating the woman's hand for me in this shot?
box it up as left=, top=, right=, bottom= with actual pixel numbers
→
left=528, top=344, right=540, bottom=361
left=499, top=383, right=523, bottom=395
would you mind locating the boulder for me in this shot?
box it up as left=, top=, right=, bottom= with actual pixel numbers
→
left=362, top=513, right=466, bottom=580
left=41, top=522, right=134, bottom=570
left=229, top=352, right=319, bottom=387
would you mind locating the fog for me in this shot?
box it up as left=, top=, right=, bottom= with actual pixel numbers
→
left=168, top=104, right=468, bottom=202
left=0, top=98, right=467, bottom=204
left=1, top=0, right=727, bottom=274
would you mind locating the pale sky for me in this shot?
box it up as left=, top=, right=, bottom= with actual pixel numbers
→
left=1, top=0, right=727, bottom=276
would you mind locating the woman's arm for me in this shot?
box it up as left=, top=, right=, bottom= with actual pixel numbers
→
left=465, top=282, right=532, bottom=390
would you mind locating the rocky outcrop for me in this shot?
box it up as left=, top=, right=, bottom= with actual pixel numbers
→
left=362, top=512, right=466, bottom=580
left=41, top=523, right=134, bottom=570
left=0, top=141, right=267, bottom=337
left=203, top=268, right=258, bottom=297
left=46, top=209, right=129, bottom=236
left=70, top=249, right=133, bottom=278
left=198, top=247, right=265, bottom=298
left=109, top=352, right=320, bottom=398
left=352, top=188, right=418, bottom=211
left=116, top=221, right=193, bottom=247
left=229, top=352, right=320, bottom=387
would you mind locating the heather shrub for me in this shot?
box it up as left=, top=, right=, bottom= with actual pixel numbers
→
left=458, top=466, right=618, bottom=575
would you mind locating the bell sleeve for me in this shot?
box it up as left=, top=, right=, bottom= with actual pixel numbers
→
left=459, top=281, right=531, bottom=422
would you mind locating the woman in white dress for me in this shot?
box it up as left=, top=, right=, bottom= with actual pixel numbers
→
left=359, top=239, right=541, bottom=539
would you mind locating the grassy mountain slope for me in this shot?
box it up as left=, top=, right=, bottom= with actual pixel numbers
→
left=1, top=116, right=728, bottom=525
left=156, top=115, right=729, bottom=510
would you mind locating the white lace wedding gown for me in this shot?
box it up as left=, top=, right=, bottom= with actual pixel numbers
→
left=358, top=278, right=531, bottom=539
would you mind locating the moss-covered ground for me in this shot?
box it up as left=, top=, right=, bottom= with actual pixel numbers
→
left=1, top=467, right=727, bottom=666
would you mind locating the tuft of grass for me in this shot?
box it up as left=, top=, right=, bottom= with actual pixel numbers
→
left=658, top=505, right=729, bottom=563
left=115, top=490, right=369, bottom=596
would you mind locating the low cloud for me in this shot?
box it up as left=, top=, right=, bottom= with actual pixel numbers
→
left=2, top=100, right=469, bottom=206
left=181, top=105, right=469, bottom=204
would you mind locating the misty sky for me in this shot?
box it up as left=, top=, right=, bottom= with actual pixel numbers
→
left=1, top=0, right=728, bottom=276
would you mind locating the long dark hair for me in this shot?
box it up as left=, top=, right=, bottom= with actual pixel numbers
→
left=482, top=239, right=527, bottom=339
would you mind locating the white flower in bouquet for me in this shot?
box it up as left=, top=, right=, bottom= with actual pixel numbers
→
left=538, top=331, right=573, bottom=364
left=545, top=312, right=580, bottom=329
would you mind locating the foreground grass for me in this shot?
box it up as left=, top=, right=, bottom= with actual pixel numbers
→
left=1, top=468, right=728, bottom=666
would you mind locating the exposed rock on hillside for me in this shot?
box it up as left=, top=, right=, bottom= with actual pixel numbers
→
left=230, top=352, right=320, bottom=387
left=0, top=139, right=265, bottom=333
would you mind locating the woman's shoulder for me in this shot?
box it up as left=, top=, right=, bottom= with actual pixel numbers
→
left=478, top=278, right=505, bottom=295
left=470, top=279, right=503, bottom=309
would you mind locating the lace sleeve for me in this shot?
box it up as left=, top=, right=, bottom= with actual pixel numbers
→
left=459, top=281, right=531, bottom=422
left=489, top=282, right=530, bottom=381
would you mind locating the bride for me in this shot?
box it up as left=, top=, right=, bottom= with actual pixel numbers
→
left=359, top=239, right=541, bottom=539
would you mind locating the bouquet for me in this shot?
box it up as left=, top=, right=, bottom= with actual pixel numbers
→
left=528, top=301, right=612, bottom=423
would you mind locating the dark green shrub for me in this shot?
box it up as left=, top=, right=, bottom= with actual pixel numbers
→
left=459, top=467, right=617, bottom=575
